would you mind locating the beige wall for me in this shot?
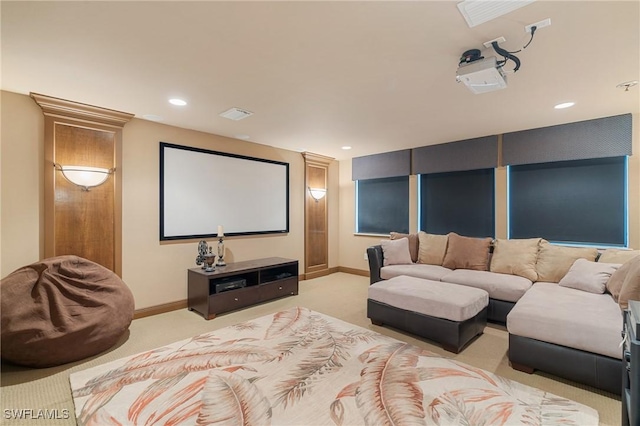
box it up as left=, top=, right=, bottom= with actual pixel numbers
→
left=1, top=91, right=339, bottom=310
left=327, top=159, right=340, bottom=269
left=337, top=113, right=640, bottom=272
left=0, top=91, right=44, bottom=276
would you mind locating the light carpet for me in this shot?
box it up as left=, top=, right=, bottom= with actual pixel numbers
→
left=1, top=273, right=621, bottom=425
left=70, top=307, right=598, bottom=425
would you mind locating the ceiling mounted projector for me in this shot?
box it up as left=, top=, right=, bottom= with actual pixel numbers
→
left=456, top=56, right=507, bottom=94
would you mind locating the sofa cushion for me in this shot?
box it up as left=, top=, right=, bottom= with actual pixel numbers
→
left=558, top=258, right=620, bottom=294
left=442, top=233, right=492, bottom=271
left=417, top=231, right=448, bottom=266
left=606, top=255, right=638, bottom=302
left=390, top=232, right=419, bottom=263
left=440, top=269, right=532, bottom=302
left=381, top=264, right=452, bottom=281
left=368, top=275, right=488, bottom=322
left=489, top=238, right=540, bottom=281
left=598, top=248, right=640, bottom=264
left=618, top=255, right=640, bottom=310
left=535, top=241, right=598, bottom=283
left=381, top=238, right=413, bottom=266
left=507, top=282, right=622, bottom=359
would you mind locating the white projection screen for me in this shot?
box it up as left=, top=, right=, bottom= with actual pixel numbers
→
left=160, top=142, right=289, bottom=240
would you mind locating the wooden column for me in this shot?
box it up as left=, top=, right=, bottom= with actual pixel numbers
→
left=31, top=93, right=133, bottom=276
left=302, top=152, right=333, bottom=278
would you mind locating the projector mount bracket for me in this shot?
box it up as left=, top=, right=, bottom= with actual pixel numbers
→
left=459, top=24, right=540, bottom=74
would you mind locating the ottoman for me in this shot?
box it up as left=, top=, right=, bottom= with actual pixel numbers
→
left=367, top=275, right=488, bottom=353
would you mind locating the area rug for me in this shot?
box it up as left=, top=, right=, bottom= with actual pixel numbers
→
left=70, top=307, right=598, bottom=425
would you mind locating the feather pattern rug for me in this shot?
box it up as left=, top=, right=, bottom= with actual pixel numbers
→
left=70, top=307, right=598, bottom=425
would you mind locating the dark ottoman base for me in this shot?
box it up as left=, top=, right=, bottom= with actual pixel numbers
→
left=367, top=299, right=487, bottom=353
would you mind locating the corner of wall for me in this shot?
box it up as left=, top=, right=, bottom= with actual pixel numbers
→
left=628, top=112, right=639, bottom=249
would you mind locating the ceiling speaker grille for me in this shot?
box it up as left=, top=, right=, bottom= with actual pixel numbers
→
left=219, top=107, right=253, bottom=121
left=457, top=0, right=535, bottom=28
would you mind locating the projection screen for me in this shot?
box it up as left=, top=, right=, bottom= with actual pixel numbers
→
left=160, top=142, right=289, bottom=240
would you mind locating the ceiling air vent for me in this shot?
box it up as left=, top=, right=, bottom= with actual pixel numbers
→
left=457, top=0, right=535, bottom=28
left=219, top=107, right=253, bottom=121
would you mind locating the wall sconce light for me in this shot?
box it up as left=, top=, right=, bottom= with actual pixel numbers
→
left=308, top=187, right=327, bottom=202
left=54, top=163, right=114, bottom=191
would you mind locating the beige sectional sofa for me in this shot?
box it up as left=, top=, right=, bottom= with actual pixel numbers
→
left=368, top=232, right=556, bottom=323
left=367, top=231, right=640, bottom=394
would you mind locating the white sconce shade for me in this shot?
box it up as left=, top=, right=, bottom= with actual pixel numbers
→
left=55, top=164, right=114, bottom=191
left=308, top=187, right=326, bottom=201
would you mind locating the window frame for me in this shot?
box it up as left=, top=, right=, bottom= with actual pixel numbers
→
left=417, top=168, right=496, bottom=238
left=506, top=156, right=628, bottom=248
left=355, top=176, right=410, bottom=236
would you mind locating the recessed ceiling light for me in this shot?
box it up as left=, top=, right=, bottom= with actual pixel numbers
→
left=342, top=146, right=352, bottom=150
left=554, top=102, right=575, bottom=109
left=169, top=98, right=187, bottom=106
left=234, top=134, right=251, bottom=140
left=142, top=114, right=163, bottom=121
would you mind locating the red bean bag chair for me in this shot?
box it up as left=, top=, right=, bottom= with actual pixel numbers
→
left=1, top=255, right=134, bottom=367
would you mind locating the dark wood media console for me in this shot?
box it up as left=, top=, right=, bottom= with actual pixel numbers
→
left=187, top=257, right=299, bottom=320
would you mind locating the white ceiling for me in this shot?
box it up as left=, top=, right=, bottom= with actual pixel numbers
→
left=2, top=1, right=638, bottom=160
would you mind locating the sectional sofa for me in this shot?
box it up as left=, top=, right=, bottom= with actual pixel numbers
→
left=366, top=231, right=640, bottom=394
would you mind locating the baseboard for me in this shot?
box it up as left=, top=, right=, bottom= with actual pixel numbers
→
left=337, top=266, right=369, bottom=277
left=302, top=267, right=339, bottom=280
left=302, top=267, right=369, bottom=280
left=134, top=300, right=187, bottom=319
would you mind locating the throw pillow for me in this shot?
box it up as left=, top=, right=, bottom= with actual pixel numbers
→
left=558, top=258, right=620, bottom=294
left=607, top=255, right=639, bottom=302
left=535, top=241, right=598, bottom=283
left=390, top=232, right=419, bottom=263
left=598, top=249, right=640, bottom=264
left=442, top=233, right=492, bottom=271
left=417, top=231, right=448, bottom=266
left=489, top=238, right=541, bottom=281
left=381, top=237, right=413, bottom=266
left=617, top=255, right=640, bottom=310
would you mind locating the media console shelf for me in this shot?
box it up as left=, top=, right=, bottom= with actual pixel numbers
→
left=188, top=257, right=299, bottom=320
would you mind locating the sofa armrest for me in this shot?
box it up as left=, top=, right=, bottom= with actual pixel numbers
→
left=367, top=245, right=384, bottom=285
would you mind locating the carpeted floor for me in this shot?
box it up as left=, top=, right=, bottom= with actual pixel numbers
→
left=1, top=272, right=621, bottom=425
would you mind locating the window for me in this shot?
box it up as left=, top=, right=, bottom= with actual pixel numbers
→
left=356, top=176, right=409, bottom=234
left=508, top=157, right=627, bottom=246
left=419, top=169, right=495, bottom=238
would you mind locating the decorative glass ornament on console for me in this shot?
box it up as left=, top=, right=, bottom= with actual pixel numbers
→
left=195, top=240, right=208, bottom=269
left=217, top=225, right=226, bottom=266
left=203, top=247, right=216, bottom=272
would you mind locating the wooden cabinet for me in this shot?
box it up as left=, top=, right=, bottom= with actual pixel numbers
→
left=623, top=300, right=639, bottom=426
left=187, top=257, right=298, bottom=320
